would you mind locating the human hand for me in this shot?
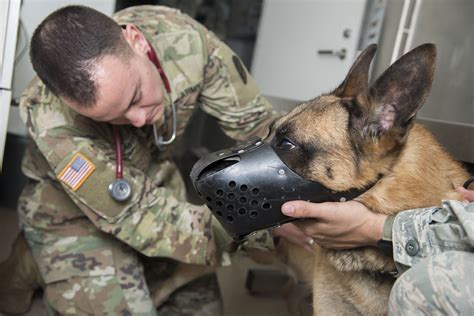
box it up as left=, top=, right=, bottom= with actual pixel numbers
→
left=281, top=200, right=386, bottom=249
left=456, top=186, right=474, bottom=203
left=272, top=223, right=315, bottom=254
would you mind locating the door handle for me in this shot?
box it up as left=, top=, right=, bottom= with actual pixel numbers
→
left=317, top=48, right=347, bottom=60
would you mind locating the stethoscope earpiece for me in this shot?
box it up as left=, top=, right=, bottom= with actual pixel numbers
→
left=153, top=100, right=176, bottom=148
left=146, top=38, right=175, bottom=149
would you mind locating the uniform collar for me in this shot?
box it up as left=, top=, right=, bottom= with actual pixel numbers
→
left=139, top=26, right=174, bottom=137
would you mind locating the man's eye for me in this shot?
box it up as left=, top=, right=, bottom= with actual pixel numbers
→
left=277, top=139, right=296, bottom=151
left=131, top=94, right=141, bottom=106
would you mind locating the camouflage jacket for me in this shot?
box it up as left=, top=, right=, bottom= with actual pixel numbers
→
left=392, top=200, right=474, bottom=273
left=19, top=6, right=277, bottom=266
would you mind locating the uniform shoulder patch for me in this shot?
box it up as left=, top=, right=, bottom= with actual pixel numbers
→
left=57, top=153, right=96, bottom=191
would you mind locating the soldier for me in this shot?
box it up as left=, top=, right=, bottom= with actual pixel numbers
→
left=0, top=4, right=281, bottom=315
left=281, top=187, right=474, bottom=314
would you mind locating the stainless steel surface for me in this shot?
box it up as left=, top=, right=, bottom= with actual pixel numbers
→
left=410, top=0, right=473, bottom=124
left=417, top=118, right=474, bottom=166
left=371, top=0, right=473, bottom=163
left=358, top=0, right=387, bottom=50
left=391, top=0, right=422, bottom=64
left=0, top=0, right=21, bottom=170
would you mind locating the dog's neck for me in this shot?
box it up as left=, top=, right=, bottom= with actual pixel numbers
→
left=357, top=123, right=469, bottom=215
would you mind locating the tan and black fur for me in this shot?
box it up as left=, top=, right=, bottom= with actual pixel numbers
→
left=267, top=44, right=470, bottom=315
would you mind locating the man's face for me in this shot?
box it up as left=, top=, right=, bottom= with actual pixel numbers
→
left=65, top=25, right=165, bottom=128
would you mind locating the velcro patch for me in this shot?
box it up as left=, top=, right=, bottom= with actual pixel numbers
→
left=58, top=153, right=96, bottom=191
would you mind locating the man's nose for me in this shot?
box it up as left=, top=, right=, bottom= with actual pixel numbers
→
left=125, top=109, right=146, bottom=128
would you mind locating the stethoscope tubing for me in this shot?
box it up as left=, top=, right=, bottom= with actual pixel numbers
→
left=110, top=36, right=175, bottom=203
left=113, top=125, right=124, bottom=179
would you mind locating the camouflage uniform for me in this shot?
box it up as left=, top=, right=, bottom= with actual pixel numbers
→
left=18, top=5, right=276, bottom=315
left=389, top=200, right=474, bottom=315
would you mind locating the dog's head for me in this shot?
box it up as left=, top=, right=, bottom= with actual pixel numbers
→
left=267, top=44, right=436, bottom=192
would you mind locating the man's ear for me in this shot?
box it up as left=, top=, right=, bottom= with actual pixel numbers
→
left=122, top=24, right=150, bottom=55
left=367, top=43, right=436, bottom=135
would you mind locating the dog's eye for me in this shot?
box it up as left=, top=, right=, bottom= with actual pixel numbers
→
left=277, top=139, right=296, bottom=151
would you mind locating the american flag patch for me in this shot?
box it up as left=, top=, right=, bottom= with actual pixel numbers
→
left=58, top=153, right=96, bottom=191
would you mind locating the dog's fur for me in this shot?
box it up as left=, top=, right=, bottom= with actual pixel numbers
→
left=267, top=43, right=470, bottom=315
left=152, top=44, right=470, bottom=314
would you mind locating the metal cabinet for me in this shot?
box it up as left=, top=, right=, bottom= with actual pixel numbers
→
left=0, top=0, right=21, bottom=170
left=371, top=0, right=474, bottom=163
left=1, top=0, right=117, bottom=170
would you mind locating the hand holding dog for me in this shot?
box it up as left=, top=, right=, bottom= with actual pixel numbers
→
left=272, top=223, right=316, bottom=254
left=456, top=186, right=474, bottom=203
left=281, top=188, right=474, bottom=250
left=281, top=200, right=387, bottom=250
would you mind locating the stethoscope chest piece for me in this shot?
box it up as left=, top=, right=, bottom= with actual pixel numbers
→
left=108, top=179, right=132, bottom=202
left=110, top=126, right=132, bottom=202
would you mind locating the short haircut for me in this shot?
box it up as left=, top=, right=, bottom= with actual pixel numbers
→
left=30, top=5, right=132, bottom=106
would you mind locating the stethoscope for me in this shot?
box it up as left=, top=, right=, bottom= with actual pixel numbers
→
left=108, top=40, right=176, bottom=202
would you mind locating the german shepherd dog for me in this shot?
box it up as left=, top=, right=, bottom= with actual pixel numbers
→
left=267, top=43, right=470, bottom=315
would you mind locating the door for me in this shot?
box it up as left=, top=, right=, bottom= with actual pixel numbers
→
left=251, top=0, right=367, bottom=102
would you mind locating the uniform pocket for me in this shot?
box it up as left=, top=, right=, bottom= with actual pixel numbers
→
left=26, top=231, right=116, bottom=284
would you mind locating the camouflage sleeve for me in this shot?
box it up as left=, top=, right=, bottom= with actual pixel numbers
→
left=196, top=24, right=279, bottom=141
left=25, top=119, right=277, bottom=267
left=22, top=101, right=239, bottom=266
left=392, top=200, right=474, bottom=273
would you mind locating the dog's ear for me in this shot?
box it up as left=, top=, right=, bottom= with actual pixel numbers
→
left=367, top=43, right=436, bottom=135
left=333, top=44, right=377, bottom=97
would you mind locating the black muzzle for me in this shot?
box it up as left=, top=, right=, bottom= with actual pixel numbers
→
left=190, top=138, right=374, bottom=240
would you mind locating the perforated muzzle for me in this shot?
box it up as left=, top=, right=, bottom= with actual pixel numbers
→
left=190, top=138, right=373, bottom=240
